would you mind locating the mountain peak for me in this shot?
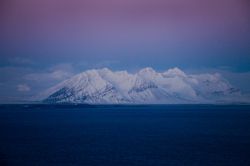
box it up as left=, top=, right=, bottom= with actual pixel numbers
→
left=163, top=67, right=186, bottom=77
left=97, top=67, right=112, bottom=73
left=139, top=67, right=155, bottom=73
left=138, top=67, right=158, bottom=77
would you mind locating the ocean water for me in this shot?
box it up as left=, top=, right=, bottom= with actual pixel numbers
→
left=0, top=105, right=250, bottom=166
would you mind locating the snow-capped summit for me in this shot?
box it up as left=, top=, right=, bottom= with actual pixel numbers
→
left=138, top=67, right=156, bottom=75
left=40, top=67, right=247, bottom=104
left=163, top=67, right=186, bottom=77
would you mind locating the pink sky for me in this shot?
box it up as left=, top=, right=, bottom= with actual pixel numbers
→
left=0, top=0, right=249, bottom=65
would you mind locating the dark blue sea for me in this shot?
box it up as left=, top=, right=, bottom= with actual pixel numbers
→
left=0, top=105, right=250, bottom=166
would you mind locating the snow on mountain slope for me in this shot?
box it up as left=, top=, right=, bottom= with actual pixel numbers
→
left=40, top=67, right=246, bottom=104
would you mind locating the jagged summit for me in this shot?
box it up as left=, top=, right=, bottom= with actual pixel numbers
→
left=40, top=67, right=246, bottom=104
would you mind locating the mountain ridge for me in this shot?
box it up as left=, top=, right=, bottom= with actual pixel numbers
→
left=40, top=67, right=247, bottom=104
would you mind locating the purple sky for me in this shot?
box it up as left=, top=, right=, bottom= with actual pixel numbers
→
left=0, top=0, right=250, bottom=102
left=1, top=0, right=249, bottom=62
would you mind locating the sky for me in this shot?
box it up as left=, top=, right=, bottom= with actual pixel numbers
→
left=0, top=0, right=250, bottom=103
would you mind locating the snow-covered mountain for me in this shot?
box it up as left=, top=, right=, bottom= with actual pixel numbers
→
left=40, top=67, right=246, bottom=104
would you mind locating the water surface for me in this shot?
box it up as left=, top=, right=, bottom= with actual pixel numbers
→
left=0, top=105, right=250, bottom=166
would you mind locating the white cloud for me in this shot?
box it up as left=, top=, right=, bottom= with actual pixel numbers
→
left=17, top=84, right=31, bottom=92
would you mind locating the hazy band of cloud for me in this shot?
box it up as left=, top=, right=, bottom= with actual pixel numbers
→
left=17, top=84, right=31, bottom=92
